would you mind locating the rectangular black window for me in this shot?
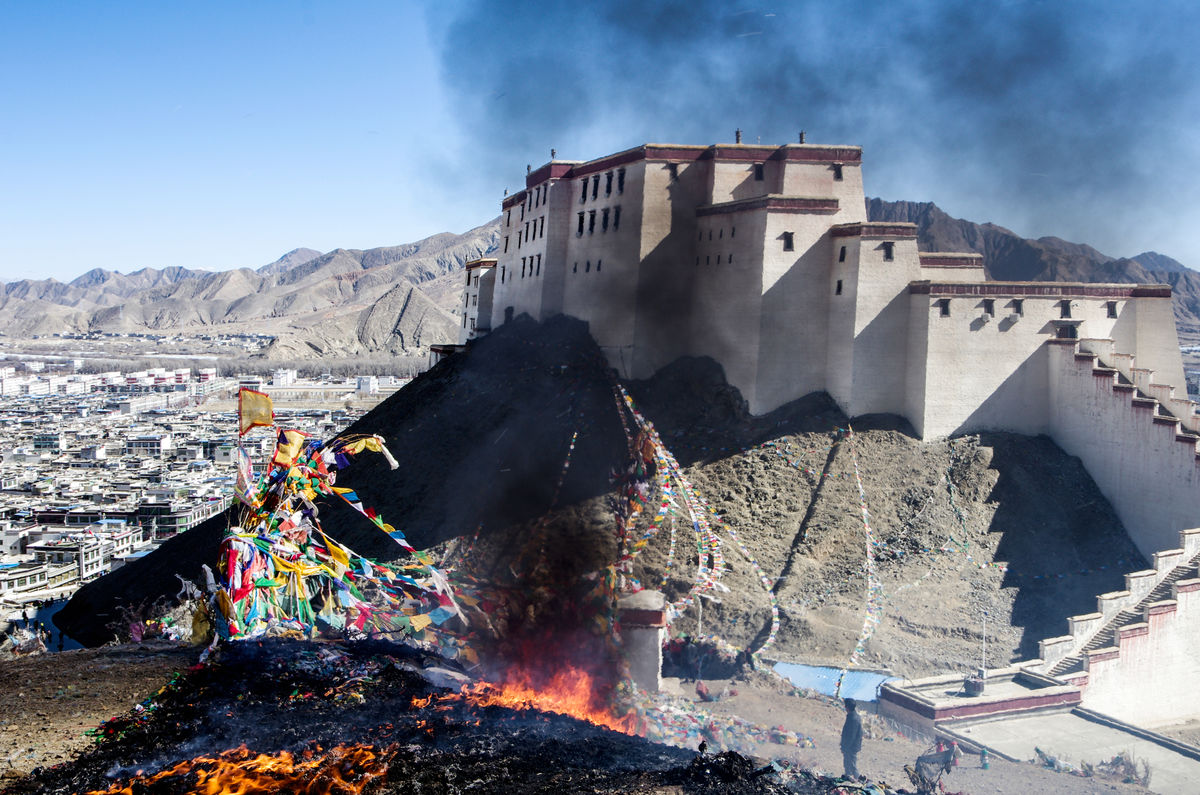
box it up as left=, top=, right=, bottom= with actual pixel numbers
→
left=983, top=299, right=995, bottom=316
left=754, top=163, right=764, bottom=181
left=462, top=313, right=467, bottom=328
left=617, top=168, right=625, bottom=193
left=938, top=298, right=951, bottom=317
left=503, top=236, right=509, bottom=253
left=519, top=203, right=524, bottom=221
left=580, top=179, right=588, bottom=202
left=731, top=226, right=735, bottom=238
left=588, top=210, right=596, bottom=234
left=836, top=279, right=843, bottom=295
left=465, top=273, right=471, bottom=286
left=605, top=171, right=613, bottom=196
left=613, top=206, right=621, bottom=229
left=783, top=232, right=794, bottom=251
left=602, top=208, right=609, bottom=232
left=501, top=266, right=506, bottom=284
left=838, top=246, right=846, bottom=262
left=577, top=212, right=584, bottom=236
left=536, top=254, right=541, bottom=275
left=1056, top=324, right=1078, bottom=339
left=1107, top=300, right=1118, bottom=318
left=592, top=175, right=599, bottom=199
left=882, top=242, right=895, bottom=261
left=1060, top=300, right=1072, bottom=319
left=833, top=164, right=843, bottom=181
left=506, top=210, right=511, bottom=225
left=521, top=257, right=526, bottom=277
left=539, top=217, right=545, bottom=238
left=1012, top=299, right=1024, bottom=316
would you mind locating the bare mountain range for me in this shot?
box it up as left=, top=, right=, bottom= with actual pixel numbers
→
left=2, top=202, right=1196, bottom=359
left=0, top=222, right=500, bottom=359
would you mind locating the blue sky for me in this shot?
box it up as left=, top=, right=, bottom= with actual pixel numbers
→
left=3, top=1, right=1199, bottom=282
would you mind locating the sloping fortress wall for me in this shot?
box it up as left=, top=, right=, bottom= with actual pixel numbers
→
left=475, top=140, right=1198, bottom=561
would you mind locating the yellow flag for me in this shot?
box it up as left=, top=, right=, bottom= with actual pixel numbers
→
left=238, top=388, right=274, bottom=435
left=272, top=429, right=308, bottom=467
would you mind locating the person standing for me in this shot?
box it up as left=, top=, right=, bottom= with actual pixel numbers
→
left=841, top=697, right=863, bottom=780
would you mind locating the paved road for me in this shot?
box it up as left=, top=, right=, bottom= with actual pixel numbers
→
left=955, top=710, right=1200, bottom=794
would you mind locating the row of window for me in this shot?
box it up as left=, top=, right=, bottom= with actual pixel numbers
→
left=751, top=163, right=843, bottom=181
left=581, top=169, right=625, bottom=202
left=497, top=254, right=545, bottom=284
left=931, top=298, right=1119, bottom=319
left=696, top=253, right=734, bottom=265
left=577, top=206, right=621, bottom=235
left=834, top=242, right=894, bottom=260
left=505, top=182, right=552, bottom=228
left=529, top=182, right=548, bottom=211
left=572, top=259, right=602, bottom=273
left=699, top=226, right=736, bottom=241
left=503, top=215, right=547, bottom=253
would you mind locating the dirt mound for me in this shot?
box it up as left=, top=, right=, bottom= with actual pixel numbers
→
left=58, top=316, right=1144, bottom=677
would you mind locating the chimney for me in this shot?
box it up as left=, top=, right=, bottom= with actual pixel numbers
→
left=526, top=164, right=532, bottom=175
left=550, top=148, right=556, bottom=159
left=799, top=130, right=806, bottom=144
left=735, top=128, right=742, bottom=144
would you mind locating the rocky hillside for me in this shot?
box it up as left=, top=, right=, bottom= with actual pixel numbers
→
left=868, top=198, right=1200, bottom=345
left=56, top=317, right=1145, bottom=678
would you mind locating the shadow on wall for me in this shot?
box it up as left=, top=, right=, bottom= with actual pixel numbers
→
left=983, top=432, right=1147, bottom=660
left=949, top=343, right=1051, bottom=439
left=843, top=290, right=913, bottom=419
left=630, top=163, right=705, bottom=378
left=756, top=233, right=832, bottom=412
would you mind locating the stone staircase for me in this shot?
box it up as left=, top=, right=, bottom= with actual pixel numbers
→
left=1077, top=338, right=1200, bottom=445
left=1042, top=531, right=1200, bottom=679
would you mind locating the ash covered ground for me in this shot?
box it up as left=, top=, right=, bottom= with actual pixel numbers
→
left=0, top=639, right=1149, bottom=795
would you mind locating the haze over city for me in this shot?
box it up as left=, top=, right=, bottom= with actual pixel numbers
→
left=3, top=1, right=1199, bottom=282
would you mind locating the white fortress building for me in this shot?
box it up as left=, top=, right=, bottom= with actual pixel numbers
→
left=459, top=137, right=1200, bottom=564
left=454, top=136, right=1200, bottom=737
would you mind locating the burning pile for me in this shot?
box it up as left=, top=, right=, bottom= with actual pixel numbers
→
left=15, top=638, right=898, bottom=795
left=86, top=743, right=396, bottom=795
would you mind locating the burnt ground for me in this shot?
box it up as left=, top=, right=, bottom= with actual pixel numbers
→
left=0, top=640, right=1149, bottom=795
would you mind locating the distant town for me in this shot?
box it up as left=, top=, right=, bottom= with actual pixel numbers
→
left=0, top=354, right=413, bottom=620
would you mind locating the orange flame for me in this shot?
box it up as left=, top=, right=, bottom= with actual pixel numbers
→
left=458, top=664, right=637, bottom=735
left=87, top=743, right=394, bottom=795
